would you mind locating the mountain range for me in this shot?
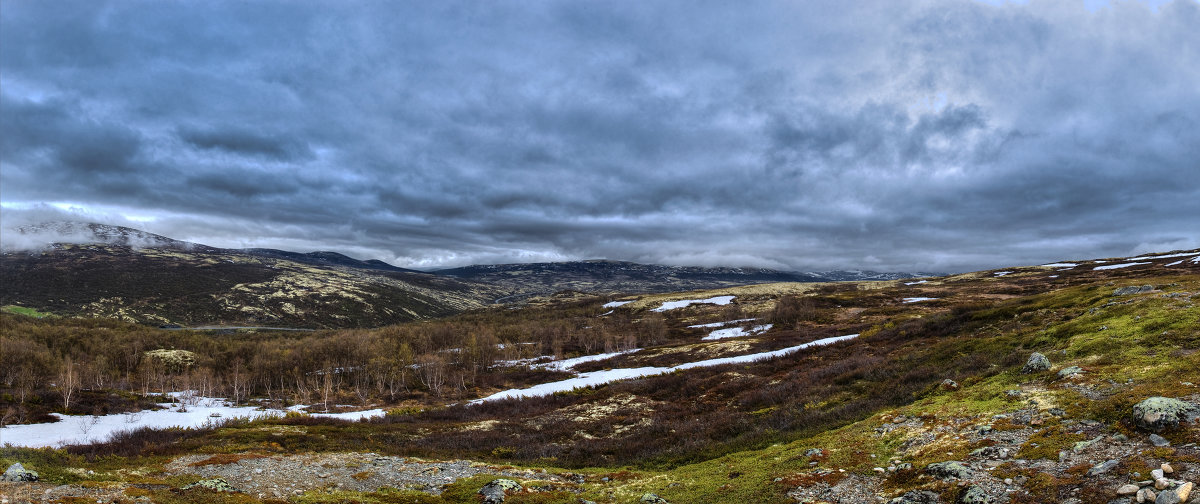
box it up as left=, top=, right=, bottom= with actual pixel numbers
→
left=0, top=222, right=937, bottom=328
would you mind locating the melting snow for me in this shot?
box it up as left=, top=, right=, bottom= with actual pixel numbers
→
left=599, top=310, right=614, bottom=316
left=532, top=349, right=641, bottom=372
left=702, top=324, right=773, bottom=341
left=651, top=295, right=735, bottom=312
left=1048, top=275, right=1059, bottom=278
left=0, top=397, right=385, bottom=448
left=687, top=318, right=757, bottom=329
left=1126, top=252, right=1200, bottom=261
left=472, top=334, right=860, bottom=403
left=993, top=271, right=1013, bottom=277
left=1094, top=262, right=1151, bottom=271
left=1041, top=263, right=1078, bottom=268
left=1165, top=260, right=1185, bottom=267
left=602, top=300, right=634, bottom=308
left=903, top=280, right=928, bottom=285
left=902, top=297, right=938, bottom=303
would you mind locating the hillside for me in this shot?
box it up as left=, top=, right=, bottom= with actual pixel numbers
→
left=1, top=223, right=503, bottom=328
left=2, top=248, right=1198, bottom=503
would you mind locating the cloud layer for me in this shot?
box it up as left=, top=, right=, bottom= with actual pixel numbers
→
left=2, top=0, right=1198, bottom=272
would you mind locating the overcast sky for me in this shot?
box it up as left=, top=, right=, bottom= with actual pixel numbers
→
left=2, top=0, right=1198, bottom=272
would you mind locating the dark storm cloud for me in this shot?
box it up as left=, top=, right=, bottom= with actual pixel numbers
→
left=2, top=0, right=1198, bottom=272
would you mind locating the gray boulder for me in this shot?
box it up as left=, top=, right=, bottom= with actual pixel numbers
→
left=1021, top=352, right=1051, bottom=373
left=1056, top=366, right=1084, bottom=379
left=1132, top=397, right=1200, bottom=431
left=478, top=479, right=523, bottom=504
left=926, top=461, right=972, bottom=479
left=959, top=485, right=992, bottom=504
left=2, top=462, right=39, bottom=482
left=1113, top=285, right=1153, bottom=296
left=1087, top=459, right=1119, bottom=476
left=640, top=493, right=670, bottom=504
left=888, top=490, right=940, bottom=503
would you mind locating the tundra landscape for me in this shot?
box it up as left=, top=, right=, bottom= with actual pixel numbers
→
left=2, top=231, right=1199, bottom=503
left=3, top=1, right=1199, bottom=503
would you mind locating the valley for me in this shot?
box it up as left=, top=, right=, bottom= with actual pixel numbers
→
left=2, top=242, right=1199, bottom=503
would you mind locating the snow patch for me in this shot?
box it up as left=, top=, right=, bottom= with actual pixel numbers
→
left=602, top=300, right=634, bottom=308
left=0, top=397, right=385, bottom=448
left=993, top=271, right=1013, bottom=277
left=1093, top=262, right=1151, bottom=271
left=1164, top=260, right=1185, bottom=267
left=903, top=280, right=928, bottom=285
left=1041, top=263, right=1078, bottom=268
left=1125, top=252, right=1199, bottom=261
left=702, top=324, right=773, bottom=341
left=902, top=297, right=938, bottom=303
left=651, top=295, right=735, bottom=312
left=472, top=334, right=860, bottom=403
left=687, top=318, right=757, bottom=329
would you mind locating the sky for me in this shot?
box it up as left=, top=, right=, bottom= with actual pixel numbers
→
left=1, top=0, right=1198, bottom=273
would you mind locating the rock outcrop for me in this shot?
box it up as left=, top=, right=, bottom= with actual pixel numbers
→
left=1132, top=397, right=1199, bottom=431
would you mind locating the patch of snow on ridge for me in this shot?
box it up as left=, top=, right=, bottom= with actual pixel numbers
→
left=903, top=280, right=928, bottom=285
left=994, top=271, right=1013, bottom=277
left=651, top=295, right=735, bottom=312
left=1125, top=252, right=1200, bottom=261
left=1165, top=260, right=1185, bottom=267
left=903, top=297, right=938, bottom=303
left=1041, top=263, right=1078, bottom=268
left=703, top=324, right=773, bottom=341
left=602, top=300, right=634, bottom=308
left=472, top=334, right=860, bottom=403
left=1094, top=262, right=1151, bottom=271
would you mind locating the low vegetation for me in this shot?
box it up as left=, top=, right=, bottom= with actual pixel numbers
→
left=2, top=253, right=1199, bottom=503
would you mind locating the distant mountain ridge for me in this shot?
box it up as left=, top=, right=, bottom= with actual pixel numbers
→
left=436, top=260, right=939, bottom=301
left=2, top=221, right=943, bottom=326
left=10, top=221, right=422, bottom=274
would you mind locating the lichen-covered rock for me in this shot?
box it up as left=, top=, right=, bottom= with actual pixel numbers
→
left=1113, top=285, right=1154, bottom=296
left=1087, top=459, right=1119, bottom=476
left=1021, top=352, right=1051, bottom=373
left=2, top=462, right=39, bottom=482
left=1132, top=397, right=1200, bottom=431
left=926, top=461, right=971, bottom=479
left=181, top=478, right=239, bottom=492
left=940, top=379, right=959, bottom=390
left=478, top=479, right=523, bottom=504
left=640, top=493, right=670, bottom=504
left=1056, top=366, right=1083, bottom=379
left=888, top=490, right=940, bottom=503
left=959, top=485, right=991, bottom=504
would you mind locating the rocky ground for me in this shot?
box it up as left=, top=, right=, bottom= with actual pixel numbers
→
left=1, top=453, right=563, bottom=503
left=163, top=452, right=562, bottom=499
left=784, top=376, right=1200, bottom=503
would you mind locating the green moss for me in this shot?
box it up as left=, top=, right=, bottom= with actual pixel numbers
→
left=2, top=304, right=55, bottom=318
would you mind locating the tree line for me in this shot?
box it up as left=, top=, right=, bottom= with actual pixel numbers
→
left=0, top=300, right=672, bottom=423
